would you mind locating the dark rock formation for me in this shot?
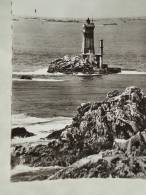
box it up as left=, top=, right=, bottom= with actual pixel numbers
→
left=50, top=158, right=110, bottom=179
left=11, top=87, right=146, bottom=179
left=11, top=127, right=35, bottom=139
left=46, top=128, right=65, bottom=140
left=20, top=75, right=32, bottom=80
left=47, top=55, right=95, bottom=74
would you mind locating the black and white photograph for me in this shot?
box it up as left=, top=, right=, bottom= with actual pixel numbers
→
left=11, top=0, right=146, bottom=182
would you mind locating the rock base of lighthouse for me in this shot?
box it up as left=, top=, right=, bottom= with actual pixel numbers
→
left=47, top=55, right=121, bottom=75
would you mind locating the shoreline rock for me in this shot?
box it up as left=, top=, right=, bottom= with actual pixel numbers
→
left=11, top=86, right=146, bottom=180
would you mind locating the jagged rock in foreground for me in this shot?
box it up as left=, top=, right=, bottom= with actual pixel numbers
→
left=11, top=87, right=146, bottom=179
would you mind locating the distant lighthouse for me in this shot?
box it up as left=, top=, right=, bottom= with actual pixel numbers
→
left=81, top=18, right=95, bottom=54
left=47, top=18, right=121, bottom=74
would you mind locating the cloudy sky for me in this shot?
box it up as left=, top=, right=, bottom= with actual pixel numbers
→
left=12, top=0, right=146, bottom=18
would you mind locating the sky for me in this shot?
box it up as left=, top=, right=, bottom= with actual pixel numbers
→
left=12, top=0, right=146, bottom=18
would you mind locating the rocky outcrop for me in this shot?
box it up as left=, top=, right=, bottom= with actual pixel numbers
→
left=47, top=55, right=95, bottom=74
left=11, top=127, right=35, bottom=139
left=11, top=87, right=146, bottom=179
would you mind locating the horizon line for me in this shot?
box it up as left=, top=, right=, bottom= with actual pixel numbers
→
left=12, top=14, right=146, bottom=20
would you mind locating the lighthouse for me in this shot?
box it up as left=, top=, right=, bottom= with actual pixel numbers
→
left=81, top=18, right=95, bottom=54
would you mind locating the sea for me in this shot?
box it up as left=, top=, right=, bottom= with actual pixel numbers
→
left=12, top=17, right=146, bottom=141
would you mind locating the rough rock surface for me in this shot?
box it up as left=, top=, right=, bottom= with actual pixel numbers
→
left=11, top=87, right=146, bottom=179
left=47, top=55, right=95, bottom=74
left=50, top=153, right=146, bottom=179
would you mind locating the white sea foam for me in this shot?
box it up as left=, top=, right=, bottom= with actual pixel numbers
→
left=119, top=70, right=146, bottom=75
left=34, top=68, right=64, bottom=75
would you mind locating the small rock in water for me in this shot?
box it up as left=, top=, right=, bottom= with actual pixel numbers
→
left=20, top=75, right=32, bottom=80
left=11, top=127, right=35, bottom=139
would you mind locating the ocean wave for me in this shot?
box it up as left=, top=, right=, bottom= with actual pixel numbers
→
left=34, top=68, right=64, bottom=75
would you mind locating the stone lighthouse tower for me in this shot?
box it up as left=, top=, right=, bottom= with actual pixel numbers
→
left=81, top=18, right=95, bottom=54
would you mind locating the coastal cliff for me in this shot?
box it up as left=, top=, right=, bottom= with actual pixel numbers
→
left=11, top=86, right=146, bottom=181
